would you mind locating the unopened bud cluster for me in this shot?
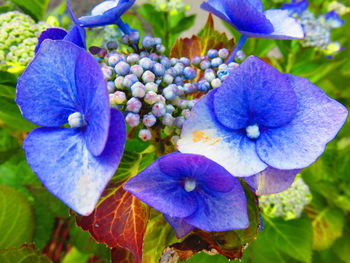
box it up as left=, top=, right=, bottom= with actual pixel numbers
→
left=259, top=176, right=312, bottom=220
left=296, top=10, right=343, bottom=56
left=98, top=34, right=238, bottom=142
left=0, top=11, right=51, bottom=70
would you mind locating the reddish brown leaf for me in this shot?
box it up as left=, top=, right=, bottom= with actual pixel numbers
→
left=171, top=14, right=235, bottom=58
left=111, top=247, right=135, bottom=263
left=171, top=36, right=201, bottom=60
left=76, top=186, right=150, bottom=263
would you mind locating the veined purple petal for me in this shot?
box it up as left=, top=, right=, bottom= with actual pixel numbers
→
left=35, top=28, right=67, bottom=53
left=247, top=0, right=263, bottom=11
left=159, top=153, right=236, bottom=192
left=75, top=51, right=110, bottom=156
left=244, top=167, right=300, bottom=195
left=213, top=56, right=297, bottom=130
left=184, top=184, right=248, bottom=232
left=123, top=156, right=198, bottom=218
left=257, top=75, right=348, bottom=170
left=64, top=25, right=86, bottom=49
left=65, top=0, right=86, bottom=48
left=164, top=215, right=195, bottom=239
left=125, top=153, right=248, bottom=232
left=16, top=40, right=81, bottom=127
left=23, top=109, right=126, bottom=216
left=201, top=0, right=273, bottom=34
left=178, top=90, right=267, bottom=177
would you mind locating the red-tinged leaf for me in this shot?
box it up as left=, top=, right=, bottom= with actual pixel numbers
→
left=171, top=36, right=201, bottom=59
left=111, top=247, right=135, bottom=263
left=166, top=184, right=260, bottom=261
left=171, top=14, right=235, bottom=58
left=76, top=186, right=150, bottom=263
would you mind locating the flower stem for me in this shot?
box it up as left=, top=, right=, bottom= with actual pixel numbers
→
left=116, top=18, right=130, bottom=34
left=116, top=19, right=139, bottom=52
left=226, top=35, right=248, bottom=63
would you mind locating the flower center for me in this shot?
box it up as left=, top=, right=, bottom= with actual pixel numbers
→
left=184, top=178, right=197, bottom=192
left=246, top=124, right=260, bottom=139
left=68, top=112, right=86, bottom=128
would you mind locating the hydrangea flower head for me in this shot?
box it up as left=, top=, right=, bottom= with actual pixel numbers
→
left=0, top=11, right=51, bottom=71
left=201, top=0, right=304, bottom=39
left=259, top=176, right=312, bottom=220
left=124, top=153, right=249, bottom=238
left=16, top=40, right=126, bottom=215
left=178, top=56, right=348, bottom=179
left=78, top=0, right=136, bottom=30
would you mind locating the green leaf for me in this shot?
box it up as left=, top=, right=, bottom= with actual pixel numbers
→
left=0, top=244, right=51, bottom=263
left=291, top=59, right=344, bottom=83
left=137, top=3, right=164, bottom=37
left=111, top=142, right=156, bottom=184
left=0, top=153, right=41, bottom=197
left=0, top=96, right=36, bottom=131
left=0, top=128, right=20, bottom=164
left=62, top=247, right=90, bottom=263
left=262, top=215, right=313, bottom=263
left=170, top=15, right=196, bottom=34
left=0, top=71, right=17, bottom=85
left=142, top=212, right=181, bottom=263
left=68, top=220, right=110, bottom=260
left=8, top=0, right=50, bottom=21
left=0, top=185, right=34, bottom=249
left=306, top=203, right=345, bottom=250
left=182, top=253, right=229, bottom=263
left=32, top=203, right=55, bottom=250
left=122, top=14, right=146, bottom=37
left=29, top=186, right=69, bottom=250
left=333, top=225, right=350, bottom=263
left=245, top=226, right=297, bottom=263
left=313, top=248, right=345, bottom=263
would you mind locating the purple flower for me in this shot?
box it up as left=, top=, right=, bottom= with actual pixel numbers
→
left=124, top=153, right=248, bottom=238
left=178, top=56, right=347, bottom=193
left=78, top=0, right=136, bottom=34
left=35, top=0, right=86, bottom=52
left=16, top=40, right=126, bottom=215
left=282, top=0, right=308, bottom=16
left=201, top=0, right=304, bottom=39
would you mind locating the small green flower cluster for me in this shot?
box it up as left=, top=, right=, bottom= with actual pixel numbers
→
left=259, top=176, right=312, bottom=220
left=298, top=10, right=342, bottom=56
left=0, top=11, right=51, bottom=71
left=149, top=0, right=190, bottom=14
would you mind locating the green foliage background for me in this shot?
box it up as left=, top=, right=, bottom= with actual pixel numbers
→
left=0, top=0, right=349, bottom=262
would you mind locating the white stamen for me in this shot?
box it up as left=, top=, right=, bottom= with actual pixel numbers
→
left=184, top=178, right=196, bottom=192
left=246, top=124, right=260, bottom=139
left=68, top=112, right=86, bottom=128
